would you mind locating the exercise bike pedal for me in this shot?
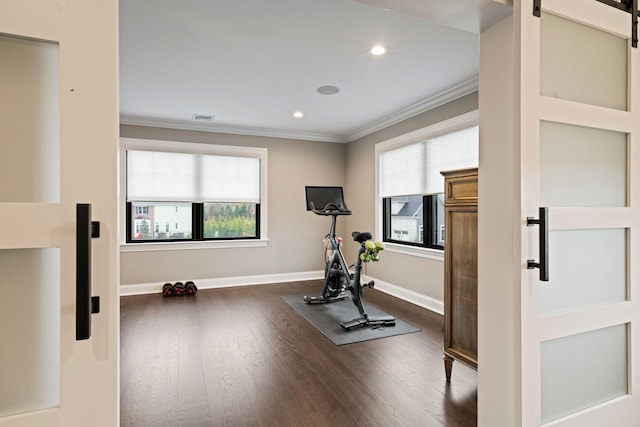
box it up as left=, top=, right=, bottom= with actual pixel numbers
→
left=304, top=293, right=348, bottom=304
left=359, top=280, right=375, bottom=289
left=340, top=317, right=368, bottom=330
left=367, top=316, right=396, bottom=328
left=340, top=315, right=396, bottom=330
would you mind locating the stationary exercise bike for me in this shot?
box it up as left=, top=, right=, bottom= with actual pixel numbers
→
left=303, top=186, right=396, bottom=331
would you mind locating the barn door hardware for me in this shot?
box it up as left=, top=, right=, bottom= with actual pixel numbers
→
left=533, top=0, right=637, bottom=48
left=597, top=0, right=638, bottom=47
left=527, top=207, right=549, bottom=282
left=76, top=203, right=101, bottom=341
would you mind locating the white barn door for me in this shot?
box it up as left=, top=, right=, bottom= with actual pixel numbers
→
left=520, top=0, right=640, bottom=425
left=0, top=1, right=119, bottom=426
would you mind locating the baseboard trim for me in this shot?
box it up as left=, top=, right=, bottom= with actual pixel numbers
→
left=119, top=270, right=324, bottom=297
left=364, top=275, right=444, bottom=315
left=120, top=271, right=444, bottom=316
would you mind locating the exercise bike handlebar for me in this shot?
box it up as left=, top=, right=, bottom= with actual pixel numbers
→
left=309, top=202, right=352, bottom=216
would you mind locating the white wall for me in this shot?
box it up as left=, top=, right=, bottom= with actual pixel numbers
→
left=477, top=15, right=520, bottom=427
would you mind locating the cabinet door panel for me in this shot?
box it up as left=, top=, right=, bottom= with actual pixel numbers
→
left=448, top=209, right=478, bottom=359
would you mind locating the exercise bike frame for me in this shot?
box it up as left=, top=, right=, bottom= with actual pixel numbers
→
left=304, top=203, right=395, bottom=330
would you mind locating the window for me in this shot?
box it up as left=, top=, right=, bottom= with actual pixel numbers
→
left=382, top=194, right=445, bottom=249
left=123, top=140, right=265, bottom=244
left=377, top=113, right=478, bottom=252
left=135, top=206, right=148, bottom=215
left=203, top=202, right=257, bottom=239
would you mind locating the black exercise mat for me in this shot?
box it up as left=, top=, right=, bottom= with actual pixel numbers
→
left=280, top=294, right=421, bottom=346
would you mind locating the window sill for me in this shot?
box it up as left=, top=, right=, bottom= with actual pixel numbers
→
left=384, top=242, right=444, bottom=261
left=120, top=239, right=269, bottom=253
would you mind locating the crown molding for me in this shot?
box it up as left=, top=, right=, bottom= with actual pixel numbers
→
left=119, top=115, right=349, bottom=143
left=119, top=77, right=478, bottom=144
left=345, top=76, right=479, bottom=142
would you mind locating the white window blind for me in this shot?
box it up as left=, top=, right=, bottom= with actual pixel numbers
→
left=380, top=143, right=426, bottom=197
left=127, top=150, right=260, bottom=203
left=201, top=155, right=260, bottom=202
left=380, top=126, right=478, bottom=197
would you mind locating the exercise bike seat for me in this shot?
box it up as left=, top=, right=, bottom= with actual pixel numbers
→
left=351, top=231, right=372, bottom=243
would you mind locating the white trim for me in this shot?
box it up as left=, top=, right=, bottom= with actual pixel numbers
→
left=120, top=238, right=269, bottom=253
left=374, top=110, right=479, bottom=154
left=120, top=115, right=349, bottom=143
left=384, top=242, right=444, bottom=261
left=119, top=271, right=445, bottom=317
left=119, top=137, right=268, bottom=245
left=119, top=270, right=324, bottom=296
left=119, top=78, right=479, bottom=144
left=120, top=137, right=268, bottom=158
left=363, top=274, right=444, bottom=315
left=347, top=77, right=479, bottom=141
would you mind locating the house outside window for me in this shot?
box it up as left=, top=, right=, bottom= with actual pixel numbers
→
left=383, top=194, right=445, bottom=249
left=135, top=206, right=148, bottom=215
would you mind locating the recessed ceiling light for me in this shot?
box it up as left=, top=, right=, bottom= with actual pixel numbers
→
left=317, top=85, right=340, bottom=95
left=293, top=111, right=304, bottom=119
left=371, top=45, right=386, bottom=56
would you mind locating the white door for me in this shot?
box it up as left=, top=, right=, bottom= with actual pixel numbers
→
left=520, top=0, right=640, bottom=425
left=0, top=1, right=119, bottom=426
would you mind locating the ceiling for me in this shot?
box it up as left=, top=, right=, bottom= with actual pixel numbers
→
left=119, top=0, right=512, bottom=143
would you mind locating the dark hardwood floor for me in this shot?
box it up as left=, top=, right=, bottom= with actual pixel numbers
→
left=120, top=280, right=477, bottom=426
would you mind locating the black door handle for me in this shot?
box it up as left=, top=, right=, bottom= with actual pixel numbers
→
left=76, top=203, right=100, bottom=341
left=527, top=207, right=549, bottom=282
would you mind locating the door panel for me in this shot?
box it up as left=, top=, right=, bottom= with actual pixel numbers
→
left=540, top=323, right=628, bottom=424
left=0, top=249, right=60, bottom=418
left=540, top=11, right=628, bottom=111
left=541, top=229, right=626, bottom=315
left=540, top=121, right=627, bottom=208
left=0, top=1, right=118, bottom=426
left=0, top=34, right=60, bottom=203
left=520, top=0, right=640, bottom=425
left=0, top=31, right=64, bottom=421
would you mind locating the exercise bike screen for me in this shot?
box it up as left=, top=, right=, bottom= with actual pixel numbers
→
left=305, top=186, right=347, bottom=211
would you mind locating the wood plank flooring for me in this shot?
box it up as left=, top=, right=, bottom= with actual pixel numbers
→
left=120, top=280, right=477, bottom=426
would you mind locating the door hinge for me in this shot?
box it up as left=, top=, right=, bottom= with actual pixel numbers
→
left=533, top=0, right=541, bottom=17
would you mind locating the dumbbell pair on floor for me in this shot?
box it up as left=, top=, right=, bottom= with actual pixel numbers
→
left=162, top=281, right=198, bottom=297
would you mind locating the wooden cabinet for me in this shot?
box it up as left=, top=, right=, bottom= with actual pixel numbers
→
left=441, top=167, right=478, bottom=382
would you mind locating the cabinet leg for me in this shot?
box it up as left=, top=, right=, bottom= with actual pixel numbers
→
left=444, top=355, right=454, bottom=382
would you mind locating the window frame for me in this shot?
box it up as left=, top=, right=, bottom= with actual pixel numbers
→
left=374, top=110, right=478, bottom=260
left=382, top=194, right=444, bottom=250
left=125, top=201, right=261, bottom=243
left=120, top=138, right=268, bottom=251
